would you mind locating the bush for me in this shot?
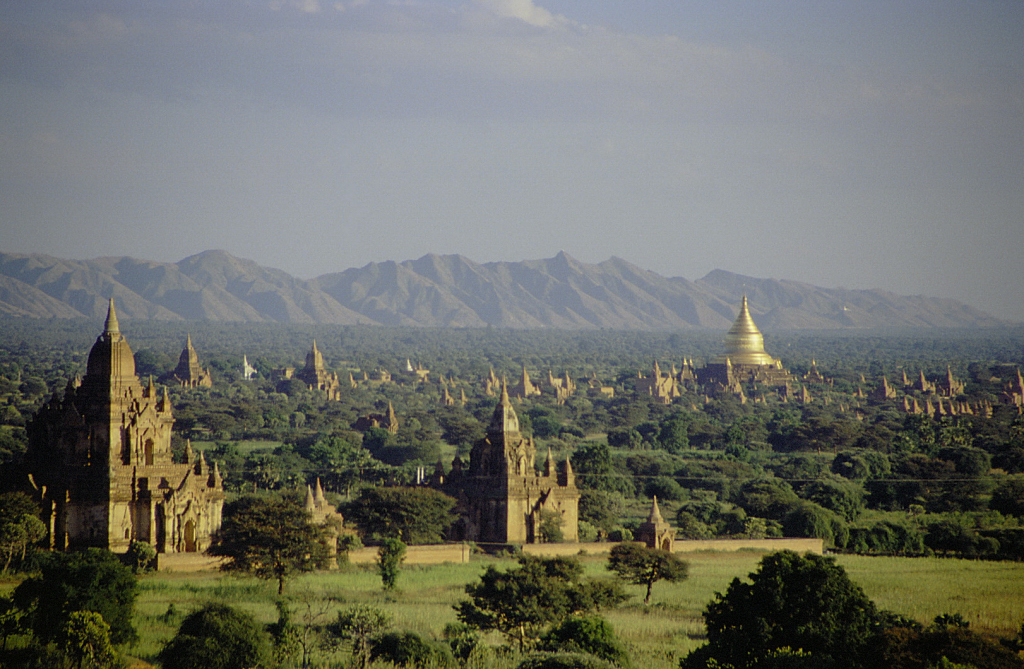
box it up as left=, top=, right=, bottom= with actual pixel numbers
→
left=516, top=652, right=617, bottom=669
left=378, top=538, right=407, bottom=591
left=539, top=616, right=630, bottom=667
left=125, top=541, right=157, bottom=574
left=868, top=625, right=1024, bottom=669
left=158, top=603, right=271, bottom=669
left=643, top=477, right=684, bottom=501
left=370, top=630, right=456, bottom=668
left=844, top=521, right=925, bottom=555
left=443, top=622, right=482, bottom=663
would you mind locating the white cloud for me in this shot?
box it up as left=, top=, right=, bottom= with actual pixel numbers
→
left=474, top=0, right=566, bottom=28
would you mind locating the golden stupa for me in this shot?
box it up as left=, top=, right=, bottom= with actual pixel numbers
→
left=714, top=295, right=779, bottom=366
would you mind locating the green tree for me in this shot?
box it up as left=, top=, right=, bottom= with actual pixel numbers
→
left=606, top=543, right=688, bottom=605
left=158, top=603, right=272, bottom=669
left=329, top=605, right=391, bottom=669
left=798, top=477, right=864, bottom=522
left=58, top=610, right=117, bottom=669
left=455, top=555, right=626, bottom=651
left=13, top=548, right=138, bottom=645
left=207, top=495, right=331, bottom=595
left=0, top=491, right=46, bottom=573
left=0, top=595, right=26, bottom=651
left=377, top=537, right=407, bottom=591
left=782, top=502, right=847, bottom=547
left=656, top=412, right=691, bottom=453
left=682, top=551, right=879, bottom=669
left=539, top=510, right=564, bottom=543
left=733, top=478, right=800, bottom=521
left=345, top=486, right=456, bottom=544
left=125, top=540, right=157, bottom=574
left=578, top=490, right=625, bottom=535
left=571, top=442, right=635, bottom=497
left=990, top=478, right=1024, bottom=517
left=538, top=615, right=630, bottom=667
left=301, top=434, right=393, bottom=498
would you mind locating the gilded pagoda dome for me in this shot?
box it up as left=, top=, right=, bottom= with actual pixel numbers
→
left=715, top=295, right=778, bottom=366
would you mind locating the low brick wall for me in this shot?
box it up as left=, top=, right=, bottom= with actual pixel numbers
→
left=156, top=553, right=226, bottom=572
left=521, top=537, right=823, bottom=558
left=156, top=538, right=818, bottom=572
left=346, top=543, right=471, bottom=565
left=673, top=537, right=824, bottom=554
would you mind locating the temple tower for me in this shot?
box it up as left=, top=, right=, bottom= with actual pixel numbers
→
left=448, top=382, right=578, bottom=544
left=715, top=295, right=777, bottom=366
left=170, top=334, right=213, bottom=388
left=26, top=300, right=223, bottom=554
left=636, top=496, right=676, bottom=551
left=697, top=295, right=791, bottom=390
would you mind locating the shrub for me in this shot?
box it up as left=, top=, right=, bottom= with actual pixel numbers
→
left=539, top=616, right=630, bottom=667
left=370, top=630, right=456, bottom=668
left=378, top=538, right=407, bottom=591
left=158, top=603, right=271, bottom=669
left=845, top=521, right=925, bottom=555
left=868, top=625, right=1024, bottom=669
left=125, top=540, right=157, bottom=574
left=516, top=652, right=617, bottom=669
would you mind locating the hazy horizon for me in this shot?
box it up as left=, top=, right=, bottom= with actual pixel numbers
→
left=2, top=1, right=1022, bottom=319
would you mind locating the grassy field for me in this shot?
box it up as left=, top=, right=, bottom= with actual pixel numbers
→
left=124, top=550, right=1024, bottom=669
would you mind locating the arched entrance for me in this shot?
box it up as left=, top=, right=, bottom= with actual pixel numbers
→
left=183, top=519, right=197, bottom=552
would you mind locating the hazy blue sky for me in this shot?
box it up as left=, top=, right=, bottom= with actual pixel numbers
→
left=2, top=1, right=1022, bottom=320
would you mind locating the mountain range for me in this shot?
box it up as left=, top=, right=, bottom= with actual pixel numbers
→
left=0, top=250, right=1005, bottom=330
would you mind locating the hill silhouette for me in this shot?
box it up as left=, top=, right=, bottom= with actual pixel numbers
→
left=0, top=250, right=1004, bottom=329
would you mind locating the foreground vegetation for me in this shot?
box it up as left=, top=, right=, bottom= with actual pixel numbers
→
left=111, top=550, right=1024, bottom=667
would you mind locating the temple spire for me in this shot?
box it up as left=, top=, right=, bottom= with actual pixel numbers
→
left=647, top=495, right=665, bottom=524
left=104, top=298, right=120, bottom=334
left=717, top=294, right=776, bottom=366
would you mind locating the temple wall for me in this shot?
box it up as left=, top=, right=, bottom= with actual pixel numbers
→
left=347, top=543, right=472, bottom=565
left=522, top=537, right=824, bottom=557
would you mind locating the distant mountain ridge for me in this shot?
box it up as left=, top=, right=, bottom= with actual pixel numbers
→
left=0, top=250, right=1005, bottom=329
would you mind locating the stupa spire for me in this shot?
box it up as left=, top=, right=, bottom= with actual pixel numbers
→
left=104, top=298, right=120, bottom=334
left=717, top=294, right=777, bottom=366
left=647, top=495, right=665, bottom=524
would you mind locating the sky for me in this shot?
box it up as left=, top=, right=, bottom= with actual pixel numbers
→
left=1, top=0, right=1022, bottom=320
